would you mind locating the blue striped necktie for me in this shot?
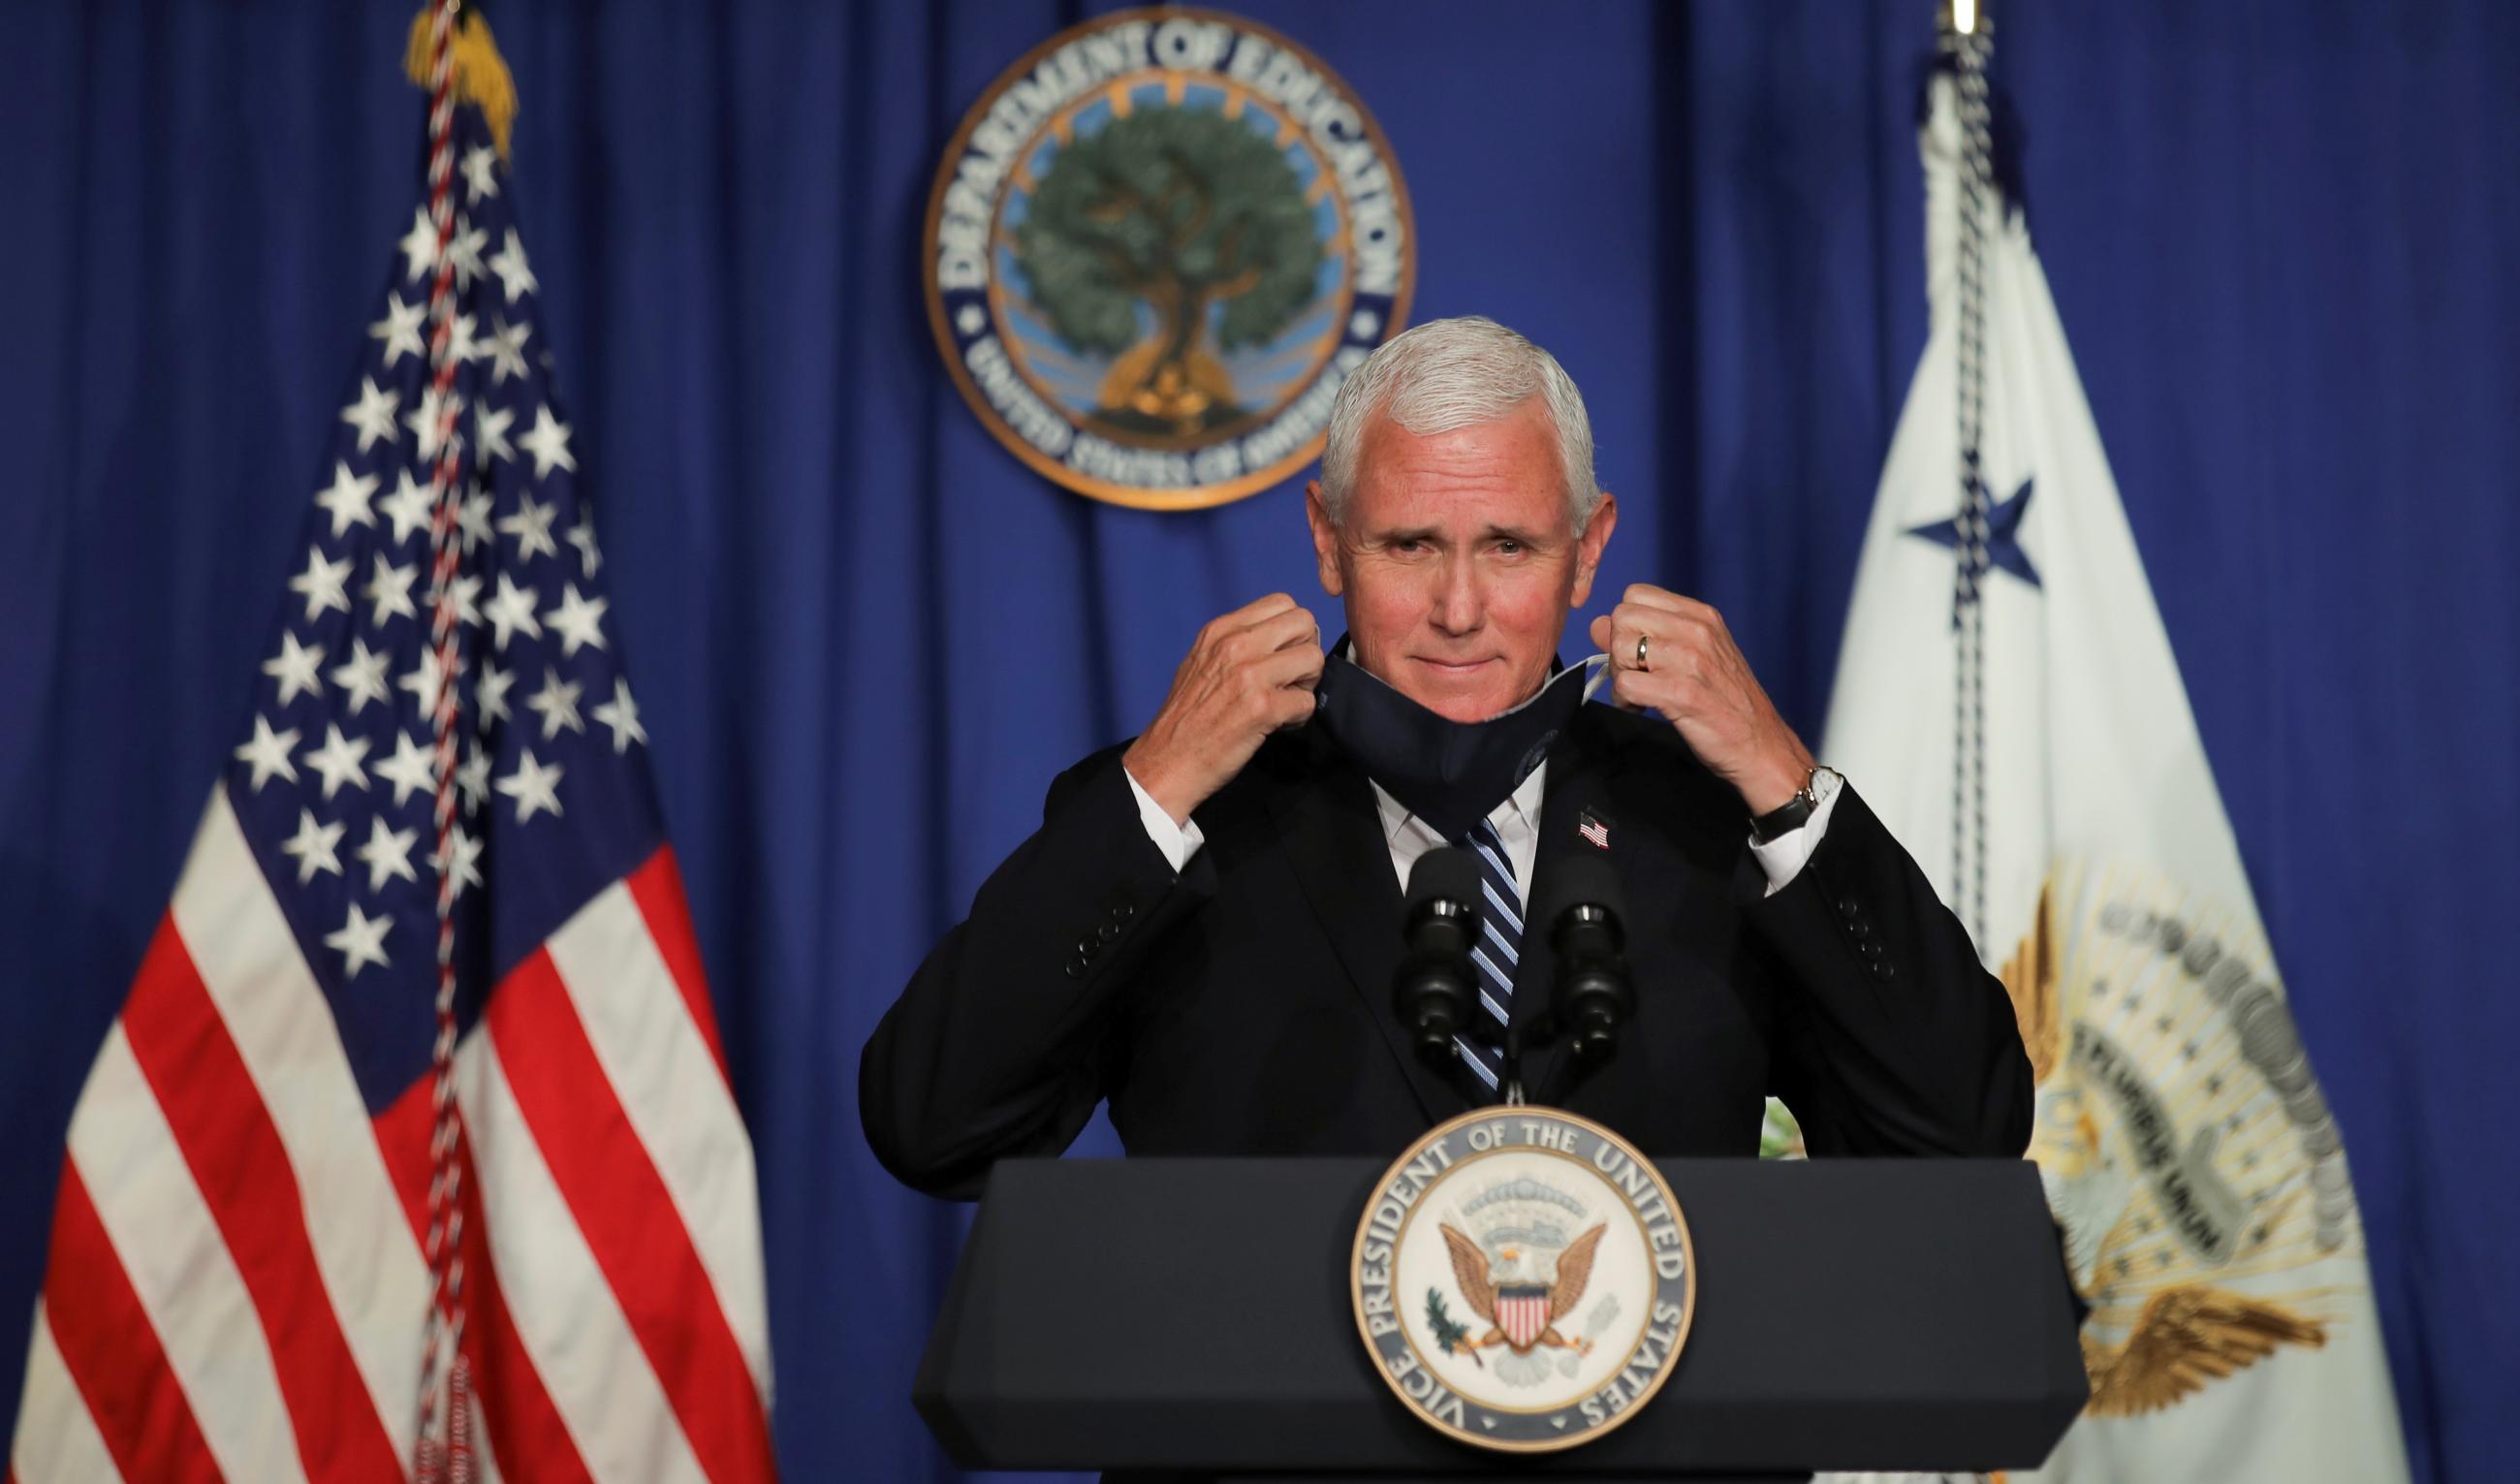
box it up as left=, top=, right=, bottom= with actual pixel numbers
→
left=1455, top=817, right=1524, bottom=1098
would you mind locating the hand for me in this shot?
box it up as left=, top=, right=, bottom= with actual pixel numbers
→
left=1589, top=584, right=1814, bottom=814
left=1124, top=594, right=1325, bottom=825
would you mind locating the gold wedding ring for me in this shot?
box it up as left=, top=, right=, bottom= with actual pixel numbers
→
left=1635, top=632, right=1650, bottom=671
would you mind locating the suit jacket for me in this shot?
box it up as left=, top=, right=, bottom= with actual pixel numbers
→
left=860, top=705, right=2032, bottom=1198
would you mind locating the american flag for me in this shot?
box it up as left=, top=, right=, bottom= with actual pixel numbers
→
left=6, top=37, right=776, bottom=1484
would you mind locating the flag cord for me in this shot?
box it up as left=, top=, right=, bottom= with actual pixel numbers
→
left=1944, top=8, right=1997, bottom=952
left=414, top=0, right=476, bottom=1477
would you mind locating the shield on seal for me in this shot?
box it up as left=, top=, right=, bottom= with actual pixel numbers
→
left=1496, top=1285, right=1551, bottom=1350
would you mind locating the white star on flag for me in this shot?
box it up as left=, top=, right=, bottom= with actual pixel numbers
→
left=399, top=646, right=460, bottom=720
left=567, top=514, right=602, bottom=577
left=429, top=825, right=486, bottom=901
left=406, top=384, right=462, bottom=464
left=324, top=900, right=393, bottom=980
left=354, top=816, right=420, bottom=894
left=475, top=403, right=516, bottom=466
left=592, top=678, right=646, bottom=753
left=484, top=572, right=544, bottom=650
left=484, top=318, right=531, bottom=385
left=369, top=293, right=428, bottom=369
left=378, top=469, right=439, bottom=545
left=545, top=584, right=610, bottom=657
left=525, top=669, right=584, bottom=740
left=263, top=631, right=327, bottom=707
left=330, top=637, right=393, bottom=716
left=363, top=553, right=419, bottom=627
left=488, top=228, right=538, bottom=302
left=457, top=488, right=495, bottom=553
left=428, top=570, right=484, bottom=630
left=339, top=379, right=401, bottom=455
left=476, top=658, right=516, bottom=727
left=301, top=724, right=373, bottom=801
left=277, top=808, right=346, bottom=884
left=496, top=748, right=565, bottom=824
left=373, top=731, right=441, bottom=806
left=456, top=747, right=491, bottom=812
left=398, top=205, right=441, bottom=282
left=233, top=715, right=301, bottom=792
left=441, top=309, right=483, bottom=366
left=499, top=491, right=559, bottom=562
left=445, top=219, right=488, bottom=288
left=520, top=404, right=577, bottom=476
left=289, top=548, right=353, bottom=622
left=460, top=142, right=500, bottom=202
left=314, top=462, right=381, bottom=537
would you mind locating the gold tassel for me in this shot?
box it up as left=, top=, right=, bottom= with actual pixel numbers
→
left=404, top=4, right=518, bottom=161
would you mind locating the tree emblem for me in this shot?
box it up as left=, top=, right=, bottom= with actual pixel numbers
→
left=1016, top=107, right=1324, bottom=439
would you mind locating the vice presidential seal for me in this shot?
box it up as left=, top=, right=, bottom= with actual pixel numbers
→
left=1350, top=1108, right=1694, bottom=1453
left=924, top=9, right=1414, bottom=510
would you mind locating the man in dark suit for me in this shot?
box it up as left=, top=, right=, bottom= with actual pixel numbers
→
left=862, top=316, right=2031, bottom=1198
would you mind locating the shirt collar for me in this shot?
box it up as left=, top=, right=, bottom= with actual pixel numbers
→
left=1370, top=759, right=1549, bottom=849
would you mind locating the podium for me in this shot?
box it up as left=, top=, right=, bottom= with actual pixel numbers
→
left=916, top=1157, right=2087, bottom=1479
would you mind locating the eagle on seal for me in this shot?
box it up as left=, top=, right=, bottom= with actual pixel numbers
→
left=1437, top=1220, right=1607, bottom=1358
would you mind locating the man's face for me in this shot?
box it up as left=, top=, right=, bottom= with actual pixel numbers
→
left=1307, top=400, right=1617, bottom=722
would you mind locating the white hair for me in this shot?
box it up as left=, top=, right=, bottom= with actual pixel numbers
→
left=1317, top=315, right=1601, bottom=530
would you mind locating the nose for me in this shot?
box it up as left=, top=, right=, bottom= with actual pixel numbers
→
left=1430, top=553, right=1483, bottom=636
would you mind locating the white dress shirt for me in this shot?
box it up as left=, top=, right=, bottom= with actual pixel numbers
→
left=1123, top=759, right=1837, bottom=897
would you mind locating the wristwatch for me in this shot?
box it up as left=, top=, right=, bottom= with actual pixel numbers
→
left=1748, top=765, right=1843, bottom=844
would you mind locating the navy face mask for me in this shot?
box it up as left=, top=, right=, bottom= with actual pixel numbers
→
left=1312, top=638, right=1609, bottom=840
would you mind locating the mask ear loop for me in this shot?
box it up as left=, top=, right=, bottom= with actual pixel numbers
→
left=1578, top=652, right=1614, bottom=704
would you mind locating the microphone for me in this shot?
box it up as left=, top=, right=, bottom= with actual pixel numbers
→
left=1534, top=851, right=1634, bottom=1062
left=1393, top=847, right=1484, bottom=1068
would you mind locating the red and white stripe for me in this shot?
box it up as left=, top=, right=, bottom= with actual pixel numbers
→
left=8, top=791, right=776, bottom=1482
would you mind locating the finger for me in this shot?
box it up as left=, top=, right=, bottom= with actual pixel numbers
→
left=1620, top=583, right=1693, bottom=615
left=1587, top=613, right=1614, bottom=651
left=1213, top=591, right=1301, bottom=641
left=1258, top=641, right=1327, bottom=690
left=1245, top=603, right=1321, bottom=653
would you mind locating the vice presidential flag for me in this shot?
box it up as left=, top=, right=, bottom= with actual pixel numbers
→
left=1818, top=75, right=2411, bottom=1481
left=8, top=16, right=776, bottom=1483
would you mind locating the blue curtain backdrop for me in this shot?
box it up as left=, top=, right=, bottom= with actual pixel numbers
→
left=3, top=3, right=2513, bottom=1480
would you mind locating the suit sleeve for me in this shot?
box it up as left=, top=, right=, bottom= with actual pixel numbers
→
left=858, top=746, right=1214, bottom=1198
left=1745, top=783, right=2034, bottom=1157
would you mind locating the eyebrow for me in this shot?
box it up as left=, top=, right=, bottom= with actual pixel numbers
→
left=1370, top=522, right=1551, bottom=545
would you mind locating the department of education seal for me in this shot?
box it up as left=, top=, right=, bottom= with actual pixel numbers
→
left=1350, top=1108, right=1694, bottom=1453
left=924, top=8, right=1415, bottom=510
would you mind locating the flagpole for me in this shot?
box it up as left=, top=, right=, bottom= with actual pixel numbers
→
left=1939, top=0, right=1996, bottom=952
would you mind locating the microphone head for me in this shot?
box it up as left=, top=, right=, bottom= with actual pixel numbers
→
left=1403, top=846, right=1485, bottom=919
left=1534, top=849, right=1625, bottom=930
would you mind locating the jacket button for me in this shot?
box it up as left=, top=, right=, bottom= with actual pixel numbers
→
left=1076, top=936, right=1097, bottom=958
left=1837, top=897, right=1859, bottom=918
left=1116, top=901, right=1136, bottom=920
left=1097, top=922, right=1119, bottom=944
left=1065, top=959, right=1087, bottom=979
left=1863, top=939, right=1884, bottom=961
left=1846, top=917, right=1870, bottom=940
left=1874, top=962, right=1896, bottom=982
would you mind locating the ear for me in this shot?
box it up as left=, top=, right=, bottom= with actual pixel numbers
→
left=1305, top=480, right=1345, bottom=597
left=1568, top=491, right=1619, bottom=608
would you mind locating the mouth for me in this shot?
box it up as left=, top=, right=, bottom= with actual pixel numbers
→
left=1413, top=655, right=1498, bottom=679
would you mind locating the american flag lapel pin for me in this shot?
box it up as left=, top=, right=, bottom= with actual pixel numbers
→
left=1578, top=808, right=1611, bottom=850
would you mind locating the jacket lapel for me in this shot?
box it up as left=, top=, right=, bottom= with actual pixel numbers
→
left=1265, top=731, right=1454, bottom=1122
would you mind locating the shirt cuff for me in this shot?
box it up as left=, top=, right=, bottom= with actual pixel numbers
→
left=1124, top=766, right=1207, bottom=874
left=1747, top=782, right=1841, bottom=898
